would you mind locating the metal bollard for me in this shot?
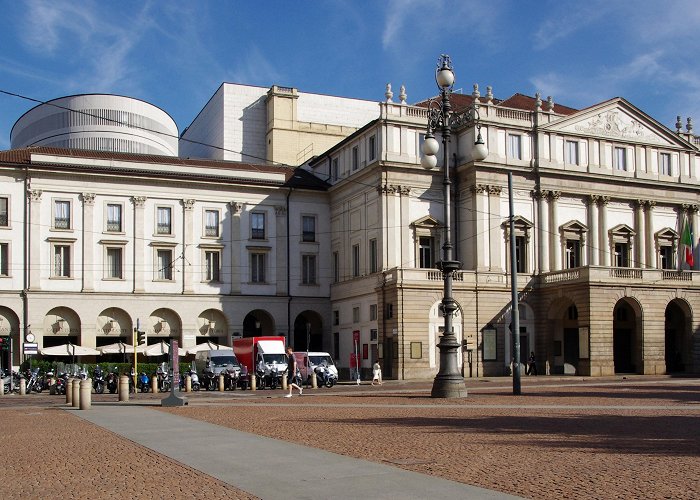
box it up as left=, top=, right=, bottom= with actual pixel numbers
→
left=66, top=378, right=73, bottom=405
left=311, top=371, right=318, bottom=389
left=218, top=374, right=225, bottom=392
left=151, top=375, right=158, bottom=394
left=118, top=375, right=129, bottom=402
left=80, top=378, right=91, bottom=410
left=19, top=377, right=26, bottom=395
left=281, top=373, right=288, bottom=391
left=250, top=373, right=256, bottom=391
left=71, top=379, right=80, bottom=408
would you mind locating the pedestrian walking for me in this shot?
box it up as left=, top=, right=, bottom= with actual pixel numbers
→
left=526, top=351, right=537, bottom=376
left=372, top=361, right=382, bottom=385
left=285, top=346, right=302, bottom=397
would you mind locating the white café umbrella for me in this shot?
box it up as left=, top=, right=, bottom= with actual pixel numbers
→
left=40, top=342, right=101, bottom=367
left=143, top=340, right=186, bottom=357
left=186, top=340, right=232, bottom=355
left=98, top=341, right=132, bottom=355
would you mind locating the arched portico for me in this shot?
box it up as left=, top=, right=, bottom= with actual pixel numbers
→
left=665, top=299, right=692, bottom=373
left=292, top=311, right=323, bottom=351
left=613, top=298, right=642, bottom=374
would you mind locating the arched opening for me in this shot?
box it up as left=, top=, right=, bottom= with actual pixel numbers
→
left=665, top=300, right=691, bottom=373
left=242, top=310, right=274, bottom=338
left=292, top=311, right=323, bottom=351
left=196, top=309, right=229, bottom=346
left=0, top=307, right=21, bottom=370
left=613, top=299, right=640, bottom=374
left=42, top=307, right=81, bottom=347
left=546, top=298, right=581, bottom=375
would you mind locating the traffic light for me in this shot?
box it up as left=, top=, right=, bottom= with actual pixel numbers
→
left=139, top=331, right=147, bottom=345
left=0, top=337, right=8, bottom=351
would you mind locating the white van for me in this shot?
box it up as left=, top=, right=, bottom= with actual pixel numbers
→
left=293, top=351, right=338, bottom=383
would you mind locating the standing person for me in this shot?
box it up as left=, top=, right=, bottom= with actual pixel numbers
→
left=372, top=360, right=382, bottom=386
left=285, top=346, right=302, bottom=398
left=527, top=351, right=537, bottom=376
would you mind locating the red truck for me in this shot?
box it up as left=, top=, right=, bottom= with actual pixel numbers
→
left=232, top=336, right=287, bottom=389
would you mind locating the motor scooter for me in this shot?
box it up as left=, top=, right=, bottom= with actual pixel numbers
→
left=105, top=368, right=119, bottom=394
left=137, top=372, right=150, bottom=393
left=314, top=364, right=337, bottom=388
left=92, top=366, right=105, bottom=394
left=180, top=369, right=200, bottom=391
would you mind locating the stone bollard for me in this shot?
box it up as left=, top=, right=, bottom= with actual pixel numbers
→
left=71, top=379, right=80, bottom=408
left=218, top=374, right=225, bottom=392
left=185, top=375, right=191, bottom=392
left=311, top=371, right=318, bottom=389
left=250, top=373, right=256, bottom=391
left=0, top=380, right=3, bottom=396
left=151, top=375, right=158, bottom=394
left=66, top=378, right=73, bottom=405
left=80, top=378, right=92, bottom=410
left=19, top=377, right=26, bottom=395
left=118, top=375, right=129, bottom=402
left=281, top=373, right=288, bottom=391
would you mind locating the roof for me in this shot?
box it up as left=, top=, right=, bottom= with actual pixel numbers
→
left=415, top=91, right=578, bottom=116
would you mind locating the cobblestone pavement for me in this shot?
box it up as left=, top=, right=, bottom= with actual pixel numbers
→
left=1, top=376, right=699, bottom=500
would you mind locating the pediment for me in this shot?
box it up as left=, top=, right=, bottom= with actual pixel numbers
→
left=609, top=223, right=636, bottom=236
left=560, top=220, right=588, bottom=233
left=655, top=227, right=679, bottom=239
left=541, top=98, right=691, bottom=148
left=501, top=215, right=532, bottom=229
left=411, top=215, right=441, bottom=229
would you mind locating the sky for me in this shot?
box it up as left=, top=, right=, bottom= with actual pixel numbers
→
left=1, top=0, right=700, bottom=151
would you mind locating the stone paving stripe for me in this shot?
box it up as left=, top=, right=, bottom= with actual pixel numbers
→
left=70, top=405, right=522, bottom=500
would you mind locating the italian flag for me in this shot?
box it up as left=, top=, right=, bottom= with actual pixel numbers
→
left=682, top=217, right=694, bottom=268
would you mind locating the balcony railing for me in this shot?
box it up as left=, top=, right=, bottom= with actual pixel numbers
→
left=205, top=226, right=219, bottom=237
left=54, top=217, right=70, bottom=229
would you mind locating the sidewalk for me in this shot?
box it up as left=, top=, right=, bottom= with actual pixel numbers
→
left=72, top=404, right=520, bottom=500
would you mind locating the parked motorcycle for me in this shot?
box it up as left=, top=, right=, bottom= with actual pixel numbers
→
left=179, top=369, right=200, bottom=391
left=257, top=364, right=282, bottom=390
left=55, top=372, right=68, bottom=395
left=105, top=368, right=119, bottom=394
left=156, top=365, right=171, bottom=393
left=1, top=369, right=11, bottom=393
left=24, top=368, right=43, bottom=393
left=314, top=364, right=337, bottom=388
left=137, top=372, right=150, bottom=393
left=93, top=366, right=105, bottom=394
left=201, top=366, right=216, bottom=391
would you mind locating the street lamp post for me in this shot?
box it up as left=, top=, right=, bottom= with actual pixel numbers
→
left=421, top=54, right=488, bottom=398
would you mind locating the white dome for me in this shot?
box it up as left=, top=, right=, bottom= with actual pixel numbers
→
left=11, top=94, right=178, bottom=156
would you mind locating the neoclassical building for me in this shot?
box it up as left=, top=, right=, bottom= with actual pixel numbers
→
left=1, top=81, right=699, bottom=379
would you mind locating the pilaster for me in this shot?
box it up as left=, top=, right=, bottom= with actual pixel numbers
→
left=598, top=196, right=610, bottom=266
left=182, top=199, right=195, bottom=293
left=488, top=186, right=502, bottom=272
left=229, top=202, right=243, bottom=293
left=588, top=195, right=599, bottom=266
left=550, top=191, right=561, bottom=271
left=28, top=189, right=43, bottom=290
left=275, top=205, right=287, bottom=295
left=537, top=189, right=550, bottom=273
left=80, top=193, right=96, bottom=291
left=131, top=196, right=146, bottom=293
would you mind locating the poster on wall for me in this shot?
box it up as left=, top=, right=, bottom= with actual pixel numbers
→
left=483, top=329, right=497, bottom=361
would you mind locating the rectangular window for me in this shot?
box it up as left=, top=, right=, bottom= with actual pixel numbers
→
left=419, top=236, right=433, bottom=268
left=205, top=210, right=220, bottom=237
left=614, top=242, right=629, bottom=267
left=0, top=243, right=8, bottom=276
left=660, top=152, right=671, bottom=176
left=369, top=304, right=377, bottom=321
left=515, top=235, right=526, bottom=273
left=352, top=146, right=359, bottom=171
left=352, top=307, right=360, bottom=323
left=251, top=252, right=266, bottom=282
left=106, top=204, right=122, bottom=232
left=251, top=212, right=265, bottom=240
left=352, top=244, right=360, bottom=277
left=106, top=247, right=123, bottom=279
left=54, top=200, right=71, bottom=229
left=565, top=240, right=581, bottom=269
left=53, top=244, right=71, bottom=277
left=369, top=135, right=376, bottom=161
left=386, top=303, right=393, bottom=319
left=565, top=140, right=579, bottom=165
left=369, top=239, right=377, bottom=273
left=302, top=254, right=317, bottom=284
left=331, top=158, right=339, bottom=181
left=508, top=134, right=522, bottom=160
left=0, top=197, right=8, bottom=227
left=660, top=246, right=674, bottom=270
left=157, top=249, right=173, bottom=280
left=333, top=310, right=339, bottom=326
left=333, top=251, right=339, bottom=283
left=333, top=332, right=339, bottom=360
left=157, top=207, right=172, bottom=234
left=302, top=216, right=316, bottom=242
left=614, top=147, right=627, bottom=171
left=205, top=250, right=221, bottom=282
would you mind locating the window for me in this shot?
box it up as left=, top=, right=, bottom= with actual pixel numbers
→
left=614, top=243, right=629, bottom=267
left=53, top=244, right=71, bottom=277
left=565, top=140, right=579, bottom=165
left=105, top=247, right=123, bottom=279
left=333, top=310, right=339, bottom=326
left=156, top=249, right=173, bottom=280
left=54, top=200, right=71, bottom=229
left=205, top=210, right=220, bottom=237
left=614, top=147, right=627, bottom=171
left=369, top=135, right=376, bottom=161
left=660, top=245, right=674, bottom=270
left=302, top=216, right=316, bottom=242
left=352, top=146, right=359, bottom=171
left=106, top=204, right=122, bottom=232
left=370, top=304, right=377, bottom=321
left=204, top=250, right=221, bottom=282
left=369, top=239, right=377, bottom=273
left=565, top=240, right=581, bottom=269
left=251, top=252, right=266, bottom=282
left=507, top=134, right=522, bottom=160
left=251, top=212, right=265, bottom=240
left=515, top=236, right=527, bottom=273
left=353, top=307, right=360, bottom=323
left=660, top=153, right=671, bottom=176
left=352, top=244, right=360, bottom=277
left=157, top=207, right=172, bottom=235
left=419, top=236, right=434, bottom=268
left=385, top=303, right=393, bottom=319
left=302, top=254, right=317, bottom=284
left=0, top=243, right=8, bottom=276
left=332, top=158, right=339, bottom=181
left=333, top=251, right=339, bottom=283
left=0, top=197, right=8, bottom=227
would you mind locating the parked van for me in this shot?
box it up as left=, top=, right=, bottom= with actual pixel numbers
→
left=194, top=349, right=244, bottom=377
left=293, top=352, right=338, bottom=384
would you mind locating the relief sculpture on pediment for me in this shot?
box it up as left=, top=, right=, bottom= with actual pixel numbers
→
left=574, top=111, right=659, bottom=143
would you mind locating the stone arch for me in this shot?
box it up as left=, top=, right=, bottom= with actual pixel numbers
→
left=95, top=307, right=132, bottom=347
left=545, top=296, right=582, bottom=375
left=242, top=309, right=275, bottom=338
left=42, top=307, right=81, bottom=347
left=196, top=309, right=229, bottom=345
left=0, top=307, right=21, bottom=368
left=613, top=297, right=643, bottom=374
left=292, top=310, right=323, bottom=351
left=665, top=298, right=692, bottom=373
left=148, top=308, right=182, bottom=344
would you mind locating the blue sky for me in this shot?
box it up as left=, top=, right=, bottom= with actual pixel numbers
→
left=1, top=0, right=700, bottom=151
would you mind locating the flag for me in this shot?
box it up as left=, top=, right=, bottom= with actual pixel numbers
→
left=681, top=216, right=694, bottom=268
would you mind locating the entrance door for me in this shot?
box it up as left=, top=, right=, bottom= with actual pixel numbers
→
left=383, top=339, right=393, bottom=378
left=564, top=328, right=579, bottom=368
left=614, top=328, right=633, bottom=373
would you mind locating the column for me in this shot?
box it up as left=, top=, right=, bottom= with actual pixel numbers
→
left=28, top=189, right=43, bottom=290
left=488, top=186, right=502, bottom=272
left=131, top=196, right=146, bottom=293
left=229, top=202, right=242, bottom=294
left=598, top=197, right=610, bottom=266
left=537, top=190, right=550, bottom=273
left=80, top=193, right=96, bottom=291
left=275, top=205, right=287, bottom=294
left=182, top=199, right=195, bottom=294
left=645, top=201, right=655, bottom=268
left=634, top=200, right=645, bottom=268
left=692, top=205, right=699, bottom=270
left=588, top=195, right=599, bottom=266
left=550, top=191, right=561, bottom=271
left=399, top=186, right=412, bottom=268
left=473, top=185, right=489, bottom=271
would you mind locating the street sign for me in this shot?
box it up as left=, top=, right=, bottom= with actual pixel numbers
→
left=24, top=342, right=38, bottom=355
left=353, top=330, right=360, bottom=343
